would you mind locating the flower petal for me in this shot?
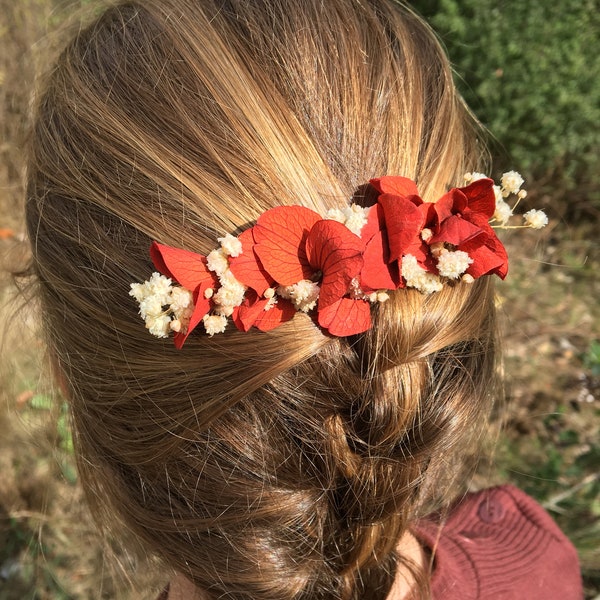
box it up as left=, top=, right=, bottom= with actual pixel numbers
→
left=359, top=202, right=385, bottom=244
left=370, top=176, right=420, bottom=198
left=460, top=233, right=509, bottom=279
left=429, top=214, right=483, bottom=246
left=150, top=242, right=215, bottom=292
left=305, top=220, right=365, bottom=308
left=253, top=206, right=321, bottom=285
left=173, top=281, right=214, bottom=349
left=378, top=193, right=426, bottom=262
left=432, top=189, right=459, bottom=222
left=318, top=297, right=371, bottom=336
left=232, top=290, right=296, bottom=332
left=254, top=299, right=297, bottom=331
left=360, top=230, right=400, bottom=291
left=228, top=229, right=272, bottom=295
left=458, top=178, right=496, bottom=218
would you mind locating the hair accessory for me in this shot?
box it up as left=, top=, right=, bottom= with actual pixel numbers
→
left=130, top=173, right=546, bottom=346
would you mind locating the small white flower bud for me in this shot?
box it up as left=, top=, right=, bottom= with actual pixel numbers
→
left=501, top=171, right=524, bottom=196
left=202, top=314, right=228, bottom=336
left=218, top=233, right=243, bottom=257
left=206, top=249, right=229, bottom=276
left=421, top=228, right=433, bottom=242
left=437, top=250, right=473, bottom=279
left=523, top=209, right=548, bottom=229
left=146, top=314, right=172, bottom=338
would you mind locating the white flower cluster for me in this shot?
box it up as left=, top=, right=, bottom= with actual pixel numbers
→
left=278, top=280, right=320, bottom=312
left=203, top=233, right=248, bottom=334
left=501, top=171, right=525, bottom=196
left=401, top=255, right=443, bottom=294
left=325, top=203, right=371, bottom=236
left=129, top=273, right=194, bottom=338
left=523, top=209, right=549, bottom=229
left=464, top=171, right=547, bottom=229
left=435, top=249, right=473, bottom=279
left=402, top=247, right=475, bottom=294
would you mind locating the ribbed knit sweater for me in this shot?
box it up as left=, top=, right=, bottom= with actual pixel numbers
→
left=415, top=485, right=583, bottom=599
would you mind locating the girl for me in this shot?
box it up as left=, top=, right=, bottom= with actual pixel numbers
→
left=25, top=0, right=581, bottom=598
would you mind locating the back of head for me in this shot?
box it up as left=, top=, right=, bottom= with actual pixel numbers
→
left=26, top=1, right=497, bottom=598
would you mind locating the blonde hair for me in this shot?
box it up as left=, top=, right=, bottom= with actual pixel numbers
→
left=26, top=1, right=496, bottom=598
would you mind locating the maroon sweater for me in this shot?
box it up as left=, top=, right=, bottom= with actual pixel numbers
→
left=415, top=485, right=583, bottom=599
left=160, top=485, right=582, bottom=599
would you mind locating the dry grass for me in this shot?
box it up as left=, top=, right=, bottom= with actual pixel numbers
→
left=0, top=1, right=598, bottom=598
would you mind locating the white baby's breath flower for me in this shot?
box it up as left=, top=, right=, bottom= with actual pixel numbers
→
left=421, top=228, right=433, bottom=242
left=169, top=319, right=183, bottom=333
left=493, top=185, right=503, bottom=205
left=462, top=274, right=475, bottom=284
left=218, top=233, right=243, bottom=257
left=343, top=204, right=370, bottom=236
left=129, top=282, right=150, bottom=303
left=169, top=287, right=193, bottom=313
left=325, top=208, right=346, bottom=223
left=281, top=280, right=320, bottom=312
left=401, top=254, right=443, bottom=294
left=277, top=286, right=293, bottom=300
left=146, top=314, right=172, bottom=338
left=325, top=204, right=370, bottom=237
left=436, top=250, right=473, bottom=279
left=147, top=272, right=173, bottom=305
left=139, top=296, right=165, bottom=320
left=214, top=285, right=245, bottom=310
left=206, top=248, right=229, bottom=276
left=376, top=292, right=390, bottom=303
left=494, top=199, right=513, bottom=225
left=203, top=314, right=228, bottom=336
left=465, top=172, right=488, bottom=183
left=523, top=209, right=548, bottom=229
left=264, top=296, right=278, bottom=311
left=213, top=270, right=246, bottom=309
left=501, top=171, right=524, bottom=196
left=348, top=277, right=369, bottom=300
left=213, top=304, right=235, bottom=317
left=174, top=305, right=193, bottom=329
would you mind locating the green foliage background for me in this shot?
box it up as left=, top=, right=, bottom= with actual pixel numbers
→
left=412, top=0, right=600, bottom=220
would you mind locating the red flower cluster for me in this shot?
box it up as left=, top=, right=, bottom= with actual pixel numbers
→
left=146, top=176, right=508, bottom=345
left=365, top=176, right=508, bottom=282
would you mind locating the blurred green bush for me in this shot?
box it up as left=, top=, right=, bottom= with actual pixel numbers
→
left=413, top=0, right=600, bottom=220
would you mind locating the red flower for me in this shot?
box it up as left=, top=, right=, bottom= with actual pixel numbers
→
left=228, top=228, right=273, bottom=296
left=317, top=297, right=372, bottom=337
left=141, top=174, right=512, bottom=347
left=429, top=179, right=508, bottom=278
left=231, top=206, right=367, bottom=335
left=360, top=177, right=434, bottom=289
left=232, top=290, right=296, bottom=332
left=150, top=242, right=218, bottom=348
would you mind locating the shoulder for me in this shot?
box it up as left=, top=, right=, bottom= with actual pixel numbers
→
left=415, top=485, right=583, bottom=600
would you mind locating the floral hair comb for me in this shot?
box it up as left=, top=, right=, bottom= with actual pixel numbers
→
left=130, top=172, right=547, bottom=347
